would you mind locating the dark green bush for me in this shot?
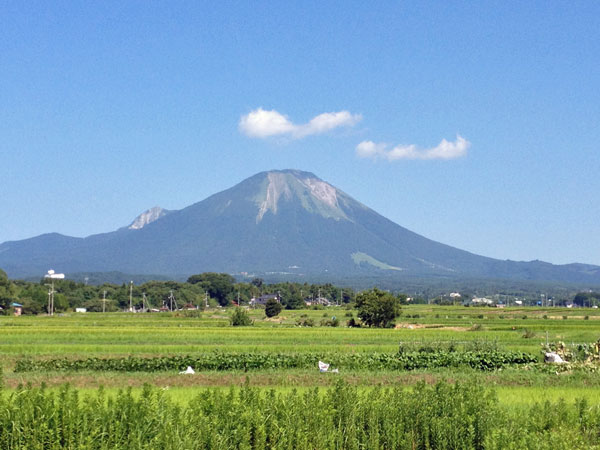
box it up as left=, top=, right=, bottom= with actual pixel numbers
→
left=320, top=317, right=340, bottom=327
left=265, top=298, right=282, bottom=318
left=347, top=317, right=361, bottom=327
left=230, top=307, right=253, bottom=326
left=296, top=317, right=315, bottom=327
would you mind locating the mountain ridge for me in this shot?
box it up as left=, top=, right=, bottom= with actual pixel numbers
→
left=1, top=169, right=599, bottom=285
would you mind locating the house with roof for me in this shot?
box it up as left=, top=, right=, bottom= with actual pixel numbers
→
left=11, top=302, right=23, bottom=316
left=250, top=293, right=281, bottom=306
left=471, top=297, right=493, bottom=306
left=304, top=296, right=331, bottom=307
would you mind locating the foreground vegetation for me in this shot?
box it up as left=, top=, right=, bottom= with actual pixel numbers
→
left=2, top=380, right=600, bottom=449
left=3, top=301, right=600, bottom=448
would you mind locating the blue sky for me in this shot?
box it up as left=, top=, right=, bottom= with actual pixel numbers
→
left=1, top=1, right=599, bottom=265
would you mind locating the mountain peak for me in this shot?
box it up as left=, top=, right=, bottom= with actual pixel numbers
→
left=128, top=207, right=170, bottom=230
left=253, top=170, right=349, bottom=223
left=264, top=169, right=319, bottom=178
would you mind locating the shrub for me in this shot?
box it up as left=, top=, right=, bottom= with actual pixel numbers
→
left=296, top=317, right=315, bottom=327
left=230, top=307, right=253, bottom=326
left=320, top=317, right=340, bottom=327
left=265, top=298, right=282, bottom=318
left=522, top=328, right=536, bottom=339
left=347, top=317, right=361, bottom=327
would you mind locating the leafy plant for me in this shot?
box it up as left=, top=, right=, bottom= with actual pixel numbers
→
left=265, top=298, right=282, bottom=318
left=14, top=349, right=537, bottom=373
left=230, top=307, right=253, bottom=326
left=296, top=317, right=315, bottom=327
left=522, top=328, right=536, bottom=339
left=320, top=317, right=340, bottom=327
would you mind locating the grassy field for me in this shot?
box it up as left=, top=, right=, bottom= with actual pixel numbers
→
left=2, top=305, right=600, bottom=448
left=2, top=305, right=600, bottom=400
left=1, top=305, right=599, bottom=356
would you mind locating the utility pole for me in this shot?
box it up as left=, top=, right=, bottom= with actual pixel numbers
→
left=102, top=290, right=107, bottom=313
left=129, top=281, right=133, bottom=312
left=204, top=291, right=208, bottom=309
left=49, top=279, right=55, bottom=316
left=44, top=280, right=55, bottom=315
left=44, top=270, right=64, bottom=316
left=47, top=285, right=52, bottom=315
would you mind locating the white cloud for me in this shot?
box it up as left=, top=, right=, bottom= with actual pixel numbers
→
left=238, top=109, right=295, bottom=138
left=239, top=108, right=362, bottom=139
left=356, top=135, right=470, bottom=161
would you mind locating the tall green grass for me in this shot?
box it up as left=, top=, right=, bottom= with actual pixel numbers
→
left=1, top=380, right=599, bottom=449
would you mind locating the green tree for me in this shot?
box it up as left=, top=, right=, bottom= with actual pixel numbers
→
left=187, top=273, right=235, bottom=306
left=0, top=269, right=15, bottom=314
left=16, top=283, right=48, bottom=315
left=265, top=298, right=282, bottom=318
left=355, top=288, right=400, bottom=328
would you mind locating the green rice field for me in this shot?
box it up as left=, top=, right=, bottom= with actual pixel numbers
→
left=2, top=305, right=600, bottom=448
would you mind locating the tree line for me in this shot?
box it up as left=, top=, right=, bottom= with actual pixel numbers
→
left=0, top=270, right=361, bottom=315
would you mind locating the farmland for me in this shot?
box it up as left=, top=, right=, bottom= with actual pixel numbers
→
left=2, top=305, right=600, bottom=448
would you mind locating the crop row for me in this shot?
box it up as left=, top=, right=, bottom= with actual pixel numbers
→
left=14, top=349, right=537, bottom=373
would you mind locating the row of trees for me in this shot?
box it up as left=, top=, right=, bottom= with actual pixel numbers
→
left=2, top=268, right=409, bottom=328
left=0, top=270, right=358, bottom=315
left=573, top=292, right=600, bottom=307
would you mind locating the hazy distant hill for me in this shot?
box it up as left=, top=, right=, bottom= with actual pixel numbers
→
left=1, top=169, right=599, bottom=284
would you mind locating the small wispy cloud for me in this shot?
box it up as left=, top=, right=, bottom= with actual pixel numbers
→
left=356, top=135, right=470, bottom=161
left=239, top=108, right=362, bottom=139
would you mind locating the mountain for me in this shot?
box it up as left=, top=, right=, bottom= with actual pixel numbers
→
left=1, top=169, right=599, bottom=284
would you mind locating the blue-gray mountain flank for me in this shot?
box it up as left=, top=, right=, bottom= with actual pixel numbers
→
left=1, top=169, right=599, bottom=284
